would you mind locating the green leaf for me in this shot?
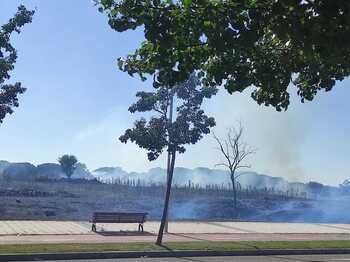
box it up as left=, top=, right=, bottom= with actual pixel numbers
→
left=182, top=0, right=192, bottom=8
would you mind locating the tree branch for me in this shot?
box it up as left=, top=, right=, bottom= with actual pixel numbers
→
left=213, top=132, right=232, bottom=167
left=213, top=123, right=256, bottom=182
left=215, top=163, right=230, bottom=168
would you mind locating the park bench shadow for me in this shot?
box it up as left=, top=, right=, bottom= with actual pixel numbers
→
left=95, top=230, right=155, bottom=236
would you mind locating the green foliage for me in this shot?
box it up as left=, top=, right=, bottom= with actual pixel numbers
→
left=120, top=74, right=217, bottom=160
left=0, top=5, right=34, bottom=123
left=98, top=0, right=350, bottom=111
left=58, top=155, right=78, bottom=179
left=120, top=73, right=216, bottom=244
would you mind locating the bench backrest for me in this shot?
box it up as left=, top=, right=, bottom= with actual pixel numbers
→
left=92, top=212, right=147, bottom=223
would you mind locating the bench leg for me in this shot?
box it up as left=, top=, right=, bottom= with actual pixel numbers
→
left=92, top=223, right=96, bottom=232
left=138, top=223, right=144, bottom=232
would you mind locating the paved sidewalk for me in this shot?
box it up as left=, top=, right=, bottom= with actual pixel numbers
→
left=2, top=221, right=350, bottom=235
left=0, top=221, right=89, bottom=235
left=0, top=221, right=350, bottom=244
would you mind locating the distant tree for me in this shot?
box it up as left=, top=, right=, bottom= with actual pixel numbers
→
left=58, top=155, right=78, bottom=180
left=213, top=124, right=255, bottom=214
left=120, top=74, right=217, bottom=245
left=307, top=181, right=324, bottom=196
left=0, top=5, right=34, bottom=124
left=340, top=180, right=350, bottom=194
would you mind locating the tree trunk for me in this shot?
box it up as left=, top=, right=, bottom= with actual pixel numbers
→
left=165, top=151, right=171, bottom=234
left=156, top=149, right=176, bottom=245
left=165, top=92, right=174, bottom=233
left=231, top=174, right=237, bottom=213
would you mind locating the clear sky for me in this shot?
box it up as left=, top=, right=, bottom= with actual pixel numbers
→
left=1, top=0, right=349, bottom=186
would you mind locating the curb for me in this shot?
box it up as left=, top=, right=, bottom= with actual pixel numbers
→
left=1, top=249, right=350, bottom=261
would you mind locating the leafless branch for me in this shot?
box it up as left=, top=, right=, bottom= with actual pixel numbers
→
left=237, top=165, right=252, bottom=169
left=213, top=132, right=232, bottom=168
left=215, top=163, right=230, bottom=168
left=213, top=123, right=256, bottom=181
left=153, top=107, right=165, bottom=115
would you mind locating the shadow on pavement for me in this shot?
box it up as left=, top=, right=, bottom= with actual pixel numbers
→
left=204, top=222, right=259, bottom=233
left=159, top=244, right=208, bottom=262
left=96, top=231, right=155, bottom=236
left=175, top=258, right=209, bottom=262
left=167, top=233, right=211, bottom=241
left=317, top=224, right=350, bottom=232
left=266, top=255, right=323, bottom=262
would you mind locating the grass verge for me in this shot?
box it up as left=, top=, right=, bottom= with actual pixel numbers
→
left=1, top=241, right=350, bottom=254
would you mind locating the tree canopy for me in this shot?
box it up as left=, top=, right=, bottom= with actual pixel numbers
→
left=120, top=73, right=217, bottom=244
left=98, top=0, right=350, bottom=111
left=120, top=74, right=217, bottom=160
left=58, top=154, right=78, bottom=179
left=0, top=5, right=34, bottom=123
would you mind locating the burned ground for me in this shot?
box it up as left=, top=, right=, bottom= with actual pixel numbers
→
left=0, top=178, right=346, bottom=223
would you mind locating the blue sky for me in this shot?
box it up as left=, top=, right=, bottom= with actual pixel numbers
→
left=1, top=0, right=349, bottom=186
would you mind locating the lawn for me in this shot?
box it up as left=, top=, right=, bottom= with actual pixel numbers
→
left=0, top=240, right=350, bottom=254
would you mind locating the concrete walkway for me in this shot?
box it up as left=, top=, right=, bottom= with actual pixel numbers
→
left=1, top=221, right=350, bottom=235
left=0, top=221, right=350, bottom=244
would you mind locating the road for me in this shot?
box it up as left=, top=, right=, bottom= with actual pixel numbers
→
left=33, top=254, right=350, bottom=261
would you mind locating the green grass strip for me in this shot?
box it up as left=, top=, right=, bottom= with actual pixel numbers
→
left=0, top=240, right=350, bottom=254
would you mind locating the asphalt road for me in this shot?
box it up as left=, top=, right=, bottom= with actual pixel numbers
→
left=36, top=254, right=350, bottom=262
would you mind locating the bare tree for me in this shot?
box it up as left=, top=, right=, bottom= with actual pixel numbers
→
left=213, top=124, right=256, bottom=213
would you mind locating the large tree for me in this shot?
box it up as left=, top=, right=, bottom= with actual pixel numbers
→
left=0, top=5, right=34, bottom=123
left=58, top=154, right=78, bottom=180
left=98, top=0, right=349, bottom=111
left=120, top=74, right=217, bottom=244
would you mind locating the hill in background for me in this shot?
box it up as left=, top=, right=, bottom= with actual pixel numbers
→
left=0, top=160, right=338, bottom=195
left=0, top=160, right=93, bottom=180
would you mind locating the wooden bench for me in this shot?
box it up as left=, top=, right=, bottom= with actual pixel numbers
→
left=91, top=212, right=147, bottom=232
